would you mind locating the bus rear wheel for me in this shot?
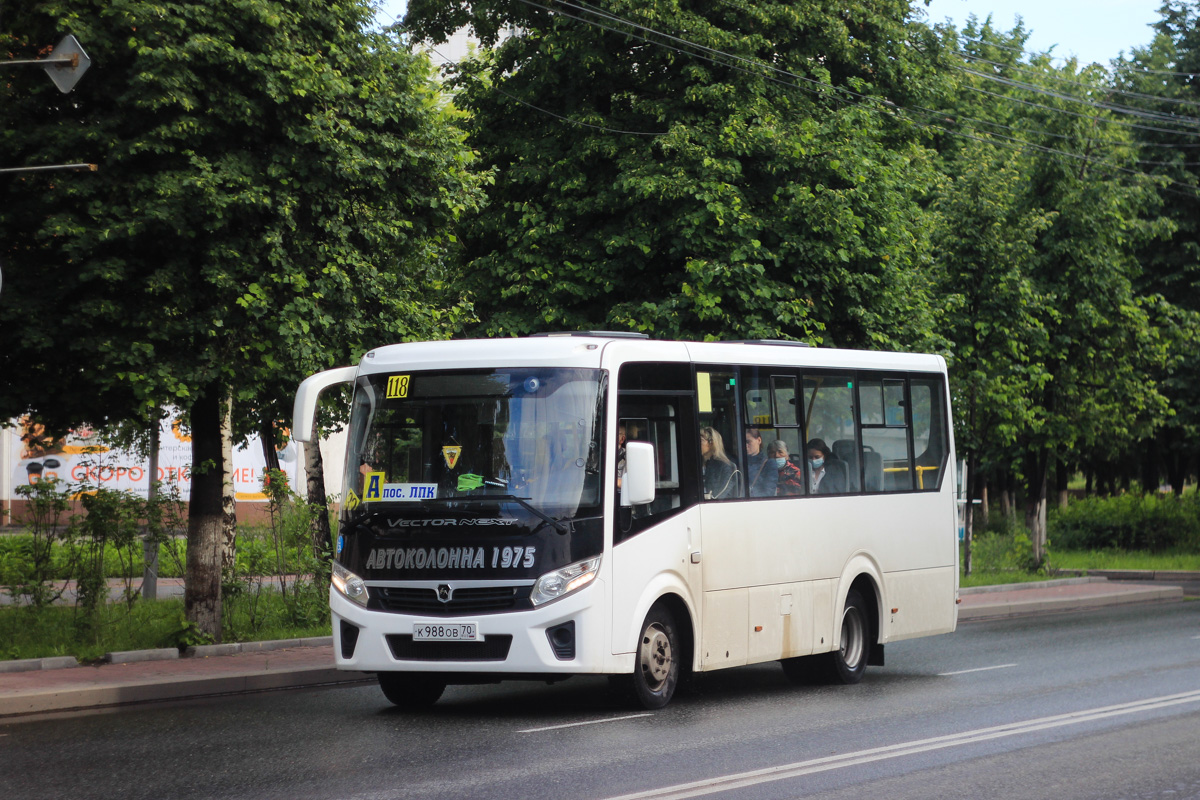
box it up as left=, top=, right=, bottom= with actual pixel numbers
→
left=627, top=604, right=680, bottom=709
left=378, top=673, right=446, bottom=709
left=783, top=589, right=870, bottom=686
left=824, top=589, right=869, bottom=684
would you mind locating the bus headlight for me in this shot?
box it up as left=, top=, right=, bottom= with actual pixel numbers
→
left=531, top=556, right=601, bottom=606
left=331, top=561, right=369, bottom=607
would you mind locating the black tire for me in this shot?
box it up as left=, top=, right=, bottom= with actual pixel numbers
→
left=377, top=673, right=446, bottom=709
left=627, top=604, right=681, bottom=709
left=822, top=588, right=870, bottom=684
left=780, top=654, right=819, bottom=685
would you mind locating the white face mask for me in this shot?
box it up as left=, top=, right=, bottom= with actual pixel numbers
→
left=774, top=457, right=788, bottom=469
left=810, top=457, right=824, bottom=471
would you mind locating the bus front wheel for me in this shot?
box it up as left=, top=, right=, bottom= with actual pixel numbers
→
left=628, top=604, right=680, bottom=709
left=378, top=672, right=446, bottom=709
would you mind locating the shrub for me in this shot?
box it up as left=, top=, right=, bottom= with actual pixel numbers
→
left=1048, top=493, right=1200, bottom=553
left=969, top=515, right=1045, bottom=574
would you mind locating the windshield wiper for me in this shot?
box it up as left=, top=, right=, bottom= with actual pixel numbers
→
left=423, top=494, right=569, bottom=535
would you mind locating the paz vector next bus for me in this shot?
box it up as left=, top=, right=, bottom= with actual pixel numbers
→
left=292, top=333, right=959, bottom=710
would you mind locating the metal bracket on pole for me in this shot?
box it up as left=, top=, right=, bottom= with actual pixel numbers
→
left=0, top=34, right=91, bottom=92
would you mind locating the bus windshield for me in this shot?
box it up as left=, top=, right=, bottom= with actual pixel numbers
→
left=343, top=368, right=605, bottom=521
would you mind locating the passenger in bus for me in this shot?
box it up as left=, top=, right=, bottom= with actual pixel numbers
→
left=767, top=440, right=804, bottom=496
left=745, top=427, right=777, bottom=497
left=807, top=438, right=847, bottom=495
left=616, top=422, right=628, bottom=491
left=700, top=426, right=739, bottom=499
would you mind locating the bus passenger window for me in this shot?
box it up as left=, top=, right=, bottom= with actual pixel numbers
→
left=803, top=374, right=857, bottom=494
left=860, top=378, right=913, bottom=492
left=910, top=377, right=949, bottom=491
left=698, top=369, right=743, bottom=500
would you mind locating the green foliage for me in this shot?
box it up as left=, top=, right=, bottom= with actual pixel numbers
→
left=0, top=595, right=329, bottom=661
left=2, top=480, right=75, bottom=608
left=221, top=470, right=331, bottom=640
left=408, top=0, right=948, bottom=348
left=967, top=516, right=1048, bottom=575
left=1048, top=493, right=1200, bottom=552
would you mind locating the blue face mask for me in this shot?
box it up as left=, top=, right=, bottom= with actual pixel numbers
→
left=774, top=457, right=788, bottom=469
left=810, top=457, right=824, bottom=471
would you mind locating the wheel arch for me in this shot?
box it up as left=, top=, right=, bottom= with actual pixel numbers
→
left=619, top=576, right=698, bottom=675
left=838, top=553, right=884, bottom=647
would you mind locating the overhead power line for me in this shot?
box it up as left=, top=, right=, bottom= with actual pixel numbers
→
left=956, top=32, right=1200, bottom=78
left=476, top=0, right=1199, bottom=195
left=959, top=66, right=1200, bottom=129
left=958, top=51, right=1200, bottom=112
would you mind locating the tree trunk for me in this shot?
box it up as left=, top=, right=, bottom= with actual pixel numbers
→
left=305, top=415, right=332, bottom=557
left=998, top=470, right=1013, bottom=521
left=221, top=395, right=237, bottom=576
left=1024, top=451, right=1050, bottom=568
left=978, top=483, right=989, bottom=529
left=1056, top=462, right=1069, bottom=509
left=185, top=387, right=226, bottom=641
left=260, top=414, right=281, bottom=475
left=1166, top=451, right=1186, bottom=498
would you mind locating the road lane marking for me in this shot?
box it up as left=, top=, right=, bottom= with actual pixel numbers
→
left=599, top=689, right=1200, bottom=800
left=519, top=713, right=653, bottom=733
left=938, top=663, right=1018, bottom=676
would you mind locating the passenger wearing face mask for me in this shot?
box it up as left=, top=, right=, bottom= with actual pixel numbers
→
left=806, top=438, right=846, bottom=495
left=766, top=440, right=804, bottom=496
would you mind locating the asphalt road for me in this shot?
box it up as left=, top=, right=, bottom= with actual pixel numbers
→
left=2, top=602, right=1198, bottom=800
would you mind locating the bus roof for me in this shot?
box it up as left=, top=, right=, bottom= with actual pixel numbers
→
left=357, top=337, right=946, bottom=376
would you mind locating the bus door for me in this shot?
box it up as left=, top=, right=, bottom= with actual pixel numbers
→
left=609, top=367, right=701, bottom=657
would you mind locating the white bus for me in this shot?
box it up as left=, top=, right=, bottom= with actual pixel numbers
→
left=293, top=334, right=958, bottom=709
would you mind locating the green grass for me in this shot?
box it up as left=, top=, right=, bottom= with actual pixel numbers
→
left=1049, top=550, right=1200, bottom=572
left=0, top=588, right=331, bottom=662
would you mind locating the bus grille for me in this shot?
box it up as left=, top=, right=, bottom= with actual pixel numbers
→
left=386, top=634, right=513, bottom=662
left=371, top=585, right=528, bottom=615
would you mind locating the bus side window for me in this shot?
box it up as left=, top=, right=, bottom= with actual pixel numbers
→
left=697, top=369, right=743, bottom=500
left=803, top=374, right=857, bottom=495
left=860, top=378, right=914, bottom=492
left=616, top=405, right=686, bottom=540
left=910, top=376, right=949, bottom=491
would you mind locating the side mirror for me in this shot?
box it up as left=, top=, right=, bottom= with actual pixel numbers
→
left=621, top=441, right=656, bottom=507
left=292, top=366, right=357, bottom=442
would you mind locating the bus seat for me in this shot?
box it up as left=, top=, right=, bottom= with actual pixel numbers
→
left=862, top=447, right=884, bottom=492
left=832, top=439, right=861, bottom=492
left=820, top=457, right=849, bottom=494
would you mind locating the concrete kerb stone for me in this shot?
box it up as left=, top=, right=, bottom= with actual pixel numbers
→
left=105, top=648, right=179, bottom=664
left=959, top=576, right=1108, bottom=595
left=0, top=656, right=79, bottom=674
left=186, top=636, right=332, bottom=658
left=0, top=636, right=337, bottom=673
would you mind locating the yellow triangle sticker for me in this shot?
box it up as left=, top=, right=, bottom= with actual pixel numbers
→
left=442, top=446, right=462, bottom=469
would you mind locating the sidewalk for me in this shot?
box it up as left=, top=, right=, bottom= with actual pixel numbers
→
left=0, top=576, right=1190, bottom=719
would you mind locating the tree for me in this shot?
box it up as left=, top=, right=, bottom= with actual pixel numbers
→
left=1116, top=1, right=1200, bottom=495
left=406, top=0, right=950, bottom=349
left=926, top=18, right=1171, bottom=564
left=1, top=0, right=483, bottom=639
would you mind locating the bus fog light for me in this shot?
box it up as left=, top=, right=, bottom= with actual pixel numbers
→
left=531, top=557, right=600, bottom=606
left=332, top=561, right=369, bottom=607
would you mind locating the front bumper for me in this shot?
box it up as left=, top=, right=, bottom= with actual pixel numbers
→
left=330, top=579, right=609, bottom=675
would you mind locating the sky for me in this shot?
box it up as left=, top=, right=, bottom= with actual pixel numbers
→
left=920, top=0, right=1162, bottom=65
left=376, top=0, right=1164, bottom=67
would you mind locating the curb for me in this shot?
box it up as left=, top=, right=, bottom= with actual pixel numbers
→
left=0, top=656, right=79, bottom=674
left=0, top=666, right=373, bottom=718
left=1, top=636, right=335, bottom=674
left=958, top=581, right=1184, bottom=621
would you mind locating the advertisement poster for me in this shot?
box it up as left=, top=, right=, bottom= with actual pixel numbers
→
left=3, top=415, right=301, bottom=503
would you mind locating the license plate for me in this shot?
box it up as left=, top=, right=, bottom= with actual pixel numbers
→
left=412, top=622, right=480, bottom=642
